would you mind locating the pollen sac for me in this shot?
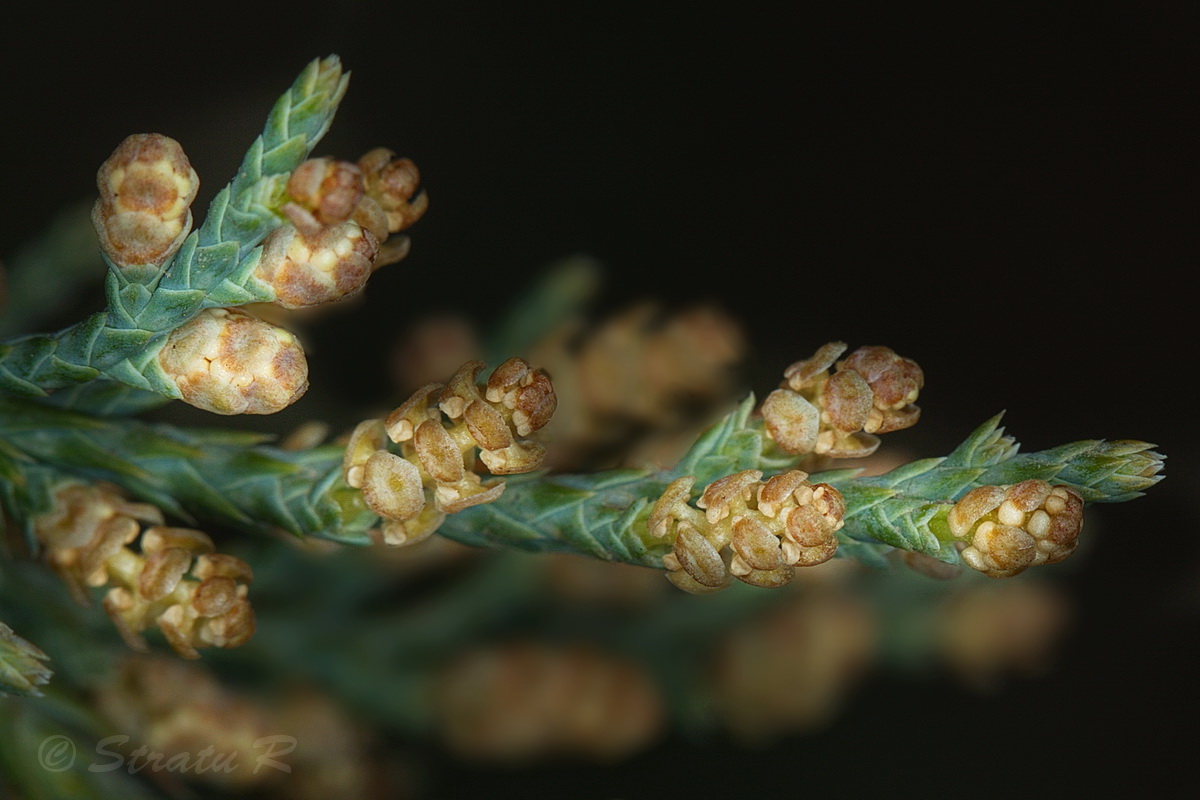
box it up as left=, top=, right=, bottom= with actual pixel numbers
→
left=670, top=522, right=731, bottom=590
left=730, top=516, right=792, bottom=588
left=698, top=470, right=763, bottom=525
left=439, top=360, right=487, bottom=419
left=761, top=389, right=820, bottom=454
left=93, top=133, right=199, bottom=268
left=463, top=400, right=514, bottom=452
left=822, top=370, right=873, bottom=433
left=138, top=547, right=194, bottom=601
left=647, top=475, right=698, bottom=539
left=35, top=482, right=163, bottom=555
left=478, top=440, right=547, bottom=476
left=380, top=505, right=447, bottom=547
left=783, top=341, right=848, bottom=391
left=948, top=480, right=1085, bottom=578
left=158, top=308, right=309, bottom=415
left=511, top=371, right=558, bottom=437
left=435, top=475, right=507, bottom=514
left=342, top=419, right=388, bottom=489
left=781, top=483, right=846, bottom=567
left=485, top=357, right=531, bottom=402
left=255, top=221, right=379, bottom=309
left=414, top=418, right=467, bottom=483
left=360, top=451, right=426, bottom=523
left=838, top=346, right=924, bottom=433
left=385, top=383, right=443, bottom=443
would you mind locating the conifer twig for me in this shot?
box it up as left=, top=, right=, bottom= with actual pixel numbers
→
left=0, top=57, right=348, bottom=400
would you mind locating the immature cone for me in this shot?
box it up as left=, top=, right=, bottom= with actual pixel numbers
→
left=649, top=469, right=846, bottom=593
left=764, top=342, right=923, bottom=458
left=158, top=307, right=309, bottom=414
left=93, top=133, right=199, bottom=267
left=34, top=482, right=255, bottom=658
left=285, top=157, right=366, bottom=234
left=947, top=480, right=1085, bottom=578
left=255, top=220, right=379, bottom=308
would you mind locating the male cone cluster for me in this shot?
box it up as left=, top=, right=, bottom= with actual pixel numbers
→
left=84, top=133, right=428, bottom=415
left=344, top=358, right=557, bottom=545
left=948, top=479, right=1085, bottom=578
left=762, top=342, right=923, bottom=458
left=34, top=482, right=255, bottom=659
left=649, top=469, right=847, bottom=594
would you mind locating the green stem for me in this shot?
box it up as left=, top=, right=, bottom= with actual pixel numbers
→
left=0, top=394, right=371, bottom=548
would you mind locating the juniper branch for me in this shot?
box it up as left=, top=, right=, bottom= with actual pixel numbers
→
left=441, top=405, right=1164, bottom=568
left=0, top=57, right=348, bottom=401
left=0, top=389, right=1164, bottom=572
left=822, top=414, right=1164, bottom=564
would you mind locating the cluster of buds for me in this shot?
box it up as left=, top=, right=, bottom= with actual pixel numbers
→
left=712, top=591, right=875, bottom=740
left=947, top=479, right=1085, bottom=578
left=34, top=482, right=255, bottom=659
left=437, top=642, right=664, bottom=762
left=762, top=342, right=923, bottom=458
left=157, top=306, right=309, bottom=414
left=648, top=469, right=846, bottom=593
left=343, top=358, right=556, bottom=546
left=254, top=150, right=427, bottom=308
left=92, top=133, right=200, bottom=268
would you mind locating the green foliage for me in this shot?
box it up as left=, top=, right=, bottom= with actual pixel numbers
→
left=0, top=57, right=347, bottom=401
left=0, top=622, right=52, bottom=697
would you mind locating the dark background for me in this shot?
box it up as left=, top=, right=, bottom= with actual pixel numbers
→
left=2, top=2, right=1195, bottom=797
